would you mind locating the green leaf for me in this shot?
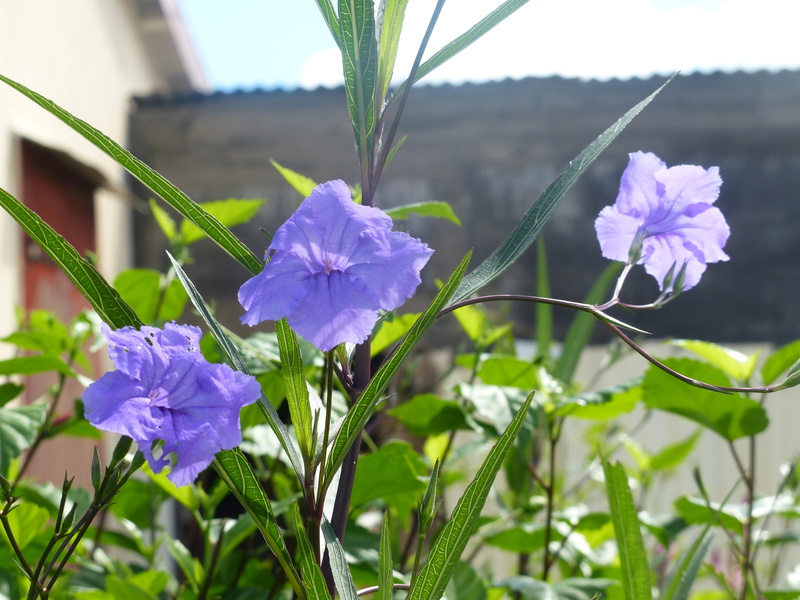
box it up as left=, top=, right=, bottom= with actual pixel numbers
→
left=445, top=561, right=487, bottom=600
left=351, top=441, right=427, bottom=508
left=535, top=237, right=552, bottom=359
left=275, top=319, right=313, bottom=458
left=559, top=378, right=641, bottom=421
left=290, top=504, right=333, bottom=600
left=180, top=198, right=264, bottom=245
left=0, top=355, right=73, bottom=377
left=271, top=160, right=319, bottom=198
left=762, top=339, right=800, bottom=385
left=148, top=198, right=177, bottom=242
left=167, top=538, right=204, bottom=592
left=642, top=358, right=768, bottom=440
left=0, top=74, right=262, bottom=275
left=0, top=404, right=47, bottom=476
left=0, top=503, right=49, bottom=551
left=313, top=0, right=342, bottom=47
left=554, top=262, right=623, bottom=383
left=388, top=394, right=470, bottom=437
left=0, top=187, right=142, bottom=329
left=339, top=0, right=378, bottom=162
left=323, top=252, right=471, bottom=487
left=673, top=496, right=743, bottom=535
left=671, top=339, right=758, bottom=383
left=449, top=77, right=675, bottom=304
left=660, top=528, right=713, bottom=600
left=478, top=356, right=538, bottom=389
left=384, top=202, right=461, bottom=225
left=372, top=312, right=421, bottom=355
left=113, top=269, right=188, bottom=324
left=650, top=429, right=702, bottom=472
left=0, top=383, right=23, bottom=407
left=376, top=0, right=409, bottom=103
left=322, top=518, right=359, bottom=600
left=484, top=522, right=557, bottom=554
left=213, top=451, right=305, bottom=599
left=142, top=463, right=199, bottom=512
left=602, top=460, right=651, bottom=600
left=407, top=393, right=532, bottom=600
left=378, top=511, right=394, bottom=600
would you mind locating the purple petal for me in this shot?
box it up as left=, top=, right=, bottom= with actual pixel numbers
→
left=83, top=371, right=162, bottom=442
left=615, top=151, right=665, bottom=215
left=594, top=206, right=644, bottom=262
left=239, top=254, right=313, bottom=326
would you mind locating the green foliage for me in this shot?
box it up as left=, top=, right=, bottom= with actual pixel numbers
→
left=384, top=201, right=461, bottom=225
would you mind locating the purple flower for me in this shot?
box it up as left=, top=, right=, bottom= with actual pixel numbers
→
left=239, top=180, right=433, bottom=351
left=595, top=151, right=730, bottom=291
left=83, top=323, right=260, bottom=487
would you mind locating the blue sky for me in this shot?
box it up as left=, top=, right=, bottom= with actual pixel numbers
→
left=176, top=0, right=800, bottom=91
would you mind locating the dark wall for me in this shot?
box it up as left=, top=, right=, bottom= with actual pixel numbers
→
left=129, top=71, right=800, bottom=344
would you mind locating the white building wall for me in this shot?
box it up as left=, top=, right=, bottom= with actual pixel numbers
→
left=0, top=0, right=197, bottom=348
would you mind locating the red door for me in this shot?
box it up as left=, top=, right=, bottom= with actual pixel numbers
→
left=19, top=139, right=101, bottom=486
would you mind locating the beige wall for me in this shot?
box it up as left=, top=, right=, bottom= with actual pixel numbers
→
left=0, top=0, right=194, bottom=351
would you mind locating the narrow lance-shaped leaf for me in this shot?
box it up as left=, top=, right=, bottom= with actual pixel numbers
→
left=449, top=75, right=676, bottom=304
left=0, top=74, right=262, bottom=275
left=603, top=460, right=651, bottom=600
left=213, top=452, right=305, bottom=600
left=661, top=528, right=713, bottom=600
left=276, top=319, right=314, bottom=458
left=322, top=518, right=359, bottom=600
left=0, top=187, right=142, bottom=329
left=338, top=0, right=378, bottom=163
left=167, top=253, right=305, bottom=481
left=407, top=393, right=533, bottom=600
left=323, top=251, right=471, bottom=487
left=376, top=0, right=410, bottom=102
left=378, top=511, right=394, bottom=600
left=535, top=236, right=552, bottom=359
left=314, top=0, right=342, bottom=47
left=290, top=504, right=333, bottom=600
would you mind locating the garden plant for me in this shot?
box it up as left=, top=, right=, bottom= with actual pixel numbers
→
left=1, top=2, right=800, bottom=600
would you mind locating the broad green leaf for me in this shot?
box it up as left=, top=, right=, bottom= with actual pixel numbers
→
left=391, top=0, right=529, bottom=97
left=0, top=187, right=142, bottom=329
left=559, top=378, right=642, bottom=420
left=603, top=460, right=651, bottom=600
left=339, top=0, right=378, bottom=162
left=661, top=529, right=713, bottom=600
left=322, top=518, right=359, bottom=600
left=213, top=451, right=305, bottom=600
left=459, top=383, right=526, bottom=434
left=271, top=160, right=318, bottom=198
left=500, top=576, right=613, bottom=600
left=671, top=339, right=758, bottom=383
left=553, top=262, right=622, bottom=383
left=387, top=394, right=470, bottom=437
left=148, top=198, right=177, bottom=241
left=168, top=253, right=304, bottom=479
left=650, top=429, right=702, bottom=472
left=478, top=356, right=538, bottom=389
left=444, top=562, right=487, bottom=600
left=290, top=504, right=333, bottom=600
left=378, top=512, right=394, bottom=600
left=384, top=201, right=461, bottom=225
left=0, top=383, right=23, bottom=407
left=166, top=538, right=204, bottom=592
left=0, top=502, right=49, bottom=551
left=452, top=303, right=485, bottom=343
left=449, top=77, right=675, bottom=304
left=313, top=0, right=342, bottom=47
left=376, top=0, right=409, bottom=103
left=142, top=463, right=199, bottom=512
left=113, top=269, right=187, bottom=324
left=0, top=74, right=262, bottom=275
left=0, top=355, right=73, bottom=377
left=762, top=339, right=800, bottom=385
left=372, top=312, right=420, bottom=355
left=673, top=496, right=743, bottom=535
left=276, top=319, right=313, bottom=458
left=0, top=404, right=47, bottom=476
left=483, top=522, right=558, bottom=554
left=323, top=252, right=471, bottom=486
left=642, top=358, right=768, bottom=440
left=351, top=441, right=427, bottom=508
left=407, top=394, right=532, bottom=600
left=180, top=198, right=265, bottom=245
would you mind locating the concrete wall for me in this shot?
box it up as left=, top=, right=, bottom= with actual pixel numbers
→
left=129, top=70, right=800, bottom=346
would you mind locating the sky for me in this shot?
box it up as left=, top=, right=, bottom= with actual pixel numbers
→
left=175, top=0, right=800, bottom=91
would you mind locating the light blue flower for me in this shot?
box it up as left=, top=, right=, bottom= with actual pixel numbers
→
left=239, top=180, right=433, bottom=351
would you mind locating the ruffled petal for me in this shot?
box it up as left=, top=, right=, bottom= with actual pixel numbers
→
left=239, top=253, right=313, bottom=326
left=83, top=371, right=161, bottom=442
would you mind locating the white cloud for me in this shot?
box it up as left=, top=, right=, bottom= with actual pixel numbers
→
left=299, top=0, right=800, bottom=89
